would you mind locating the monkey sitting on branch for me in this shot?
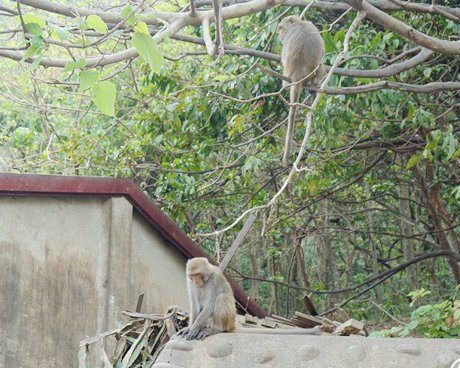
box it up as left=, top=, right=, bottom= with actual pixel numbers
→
left=178, top=257, right=236, bottom=340
left=278, top=15, right=326, bottom=167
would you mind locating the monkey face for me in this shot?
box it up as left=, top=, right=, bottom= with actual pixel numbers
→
left=189, top=273, right=203, bottom=287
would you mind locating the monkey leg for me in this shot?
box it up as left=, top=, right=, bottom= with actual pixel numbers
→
left=212, top=293, right=235, bottom=332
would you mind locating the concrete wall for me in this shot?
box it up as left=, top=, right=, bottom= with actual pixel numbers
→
left=0, top=195, right=189, bottom=368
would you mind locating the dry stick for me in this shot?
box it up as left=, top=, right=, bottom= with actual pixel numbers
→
left=197, top=12, right=367, bottom=238
left=122, top=310, right=176, bottom=321
left=219, top=213, right=257, bottom=271
left=136, top=293, right=145, bottom=312
left=369, top=300, right=407, bottom=325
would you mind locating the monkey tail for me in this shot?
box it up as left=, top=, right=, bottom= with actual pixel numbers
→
left=282, top=85, right=301, bottom=167
left=282, top=106, right=296, bottom=167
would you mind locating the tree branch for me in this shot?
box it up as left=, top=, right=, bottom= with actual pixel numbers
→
left=317, top=81, right=460, bottom=94
left=213, top=0, right=224, bottom=56
left=344, top=0, right=460, bottom=55
left=320, top=249, right=460, bottom=315
left=229, top=249, right=460, bottom=297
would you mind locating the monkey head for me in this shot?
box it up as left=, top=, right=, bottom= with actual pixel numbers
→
left=186, top=257, right=212, bottom=287
left=278, top=15, right=302, bottom=42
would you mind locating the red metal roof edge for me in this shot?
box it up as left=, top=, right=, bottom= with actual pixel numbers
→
left=0, top=172, right=265, bottom=318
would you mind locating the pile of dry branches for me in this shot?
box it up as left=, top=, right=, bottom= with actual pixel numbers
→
left=78, top=306, right=189, bottom=368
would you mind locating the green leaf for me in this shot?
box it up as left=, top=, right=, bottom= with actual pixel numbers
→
left=21, top=55, right=42, bottom=81
left=121, top=5, right=133, bottom=18
left=407, top=103, right=415, bottom=120
left=14, top=13, right=45, bottom=27
left=62, top=59, right=87, bottom=73
left=25, top=23, right=43, bottom=36
left=323, top=31, right=336, bottom=53
left=452, top=147, right=460, bottom=160
left=121, top=5, right=136, bottom=25
left=132, top=31, right=164, bottom=74
left=30, top=35, right=43, bottom=46
left=25, top=54, right=42, bottom=72
left=21, top=44, right=40, bottom=61
left=406, top=151, right=422, bottom=169
left=333, top=28, right=346, bottom=45
left=87, top=15, right=108, bottom=34
left=444, top=135, right=457, bottom=160
left=425, top=141, right=437, bottom=150
left=51, top=25, right=70, bottom=41
left=79, top=70, right=99, bottom=92
left=121, top=322, right=150, bottom=368
left=91, top=81, right=116, bottom=116
left=134, top=21, right=149, bottom=35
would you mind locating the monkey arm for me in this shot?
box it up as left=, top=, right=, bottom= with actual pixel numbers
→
left=187, top=280, right=200, bottom=324
left=184, top=277, right=218, bottom=340
left=177, top=280, right=201, bottom=337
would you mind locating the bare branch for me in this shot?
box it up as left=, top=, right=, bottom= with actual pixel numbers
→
left=172, top=33, right=279, bottom=60
left=344, top=0, right=460, bottom=55
left=383, top=0, right=460, bottom=21
left=0, top=48, right=139, bottom=67
left=317, top=81, right=460, bottom=94
left=190, top=0, right=197, bottom=17
left=202, top=16, right=214, bottom=56
left=17, top=0, right=126, bottom=24
left=194, top=0, right=460, bottom=18
left=213, top=0, right=224, bottom=56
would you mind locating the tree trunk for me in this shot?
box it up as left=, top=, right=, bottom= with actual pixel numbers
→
left=297, top=238, right=311, bottom=289
left=320, top=199, right=337, bottom=306
left=367, top=202, right=381, bottom=306
left=398, top=158, right=417, bottom=290
left=248, top=240, right=260, bottom=303
left=412, top=163, right=460, bottom=283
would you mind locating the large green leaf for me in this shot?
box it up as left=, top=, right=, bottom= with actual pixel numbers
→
left=91, top=81, right=116, bottom=116
left=79, top=70, right=99, bottom=92
left=132, top=31, right=164, bottom=74
left=13, top=14, right=45, bottom=27
left=87, top=15, right=108, bottom=34
left=25, top=23, right=43, bottom=36
left=133, top=21, right=149, bottom=35
left=121, top=5, right=136, bottom=25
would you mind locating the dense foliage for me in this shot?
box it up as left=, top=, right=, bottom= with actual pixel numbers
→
left=1, top=0, right=459, bottom=334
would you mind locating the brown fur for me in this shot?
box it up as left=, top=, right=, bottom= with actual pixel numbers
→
left=278, top=16, right=325, bottom=166
left=181, top=258, right=236, bottom=339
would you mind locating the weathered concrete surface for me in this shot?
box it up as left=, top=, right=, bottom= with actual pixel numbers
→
left=153, top=332, right=460, bottom=368
left=0, top=196, right=188, bottom=368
